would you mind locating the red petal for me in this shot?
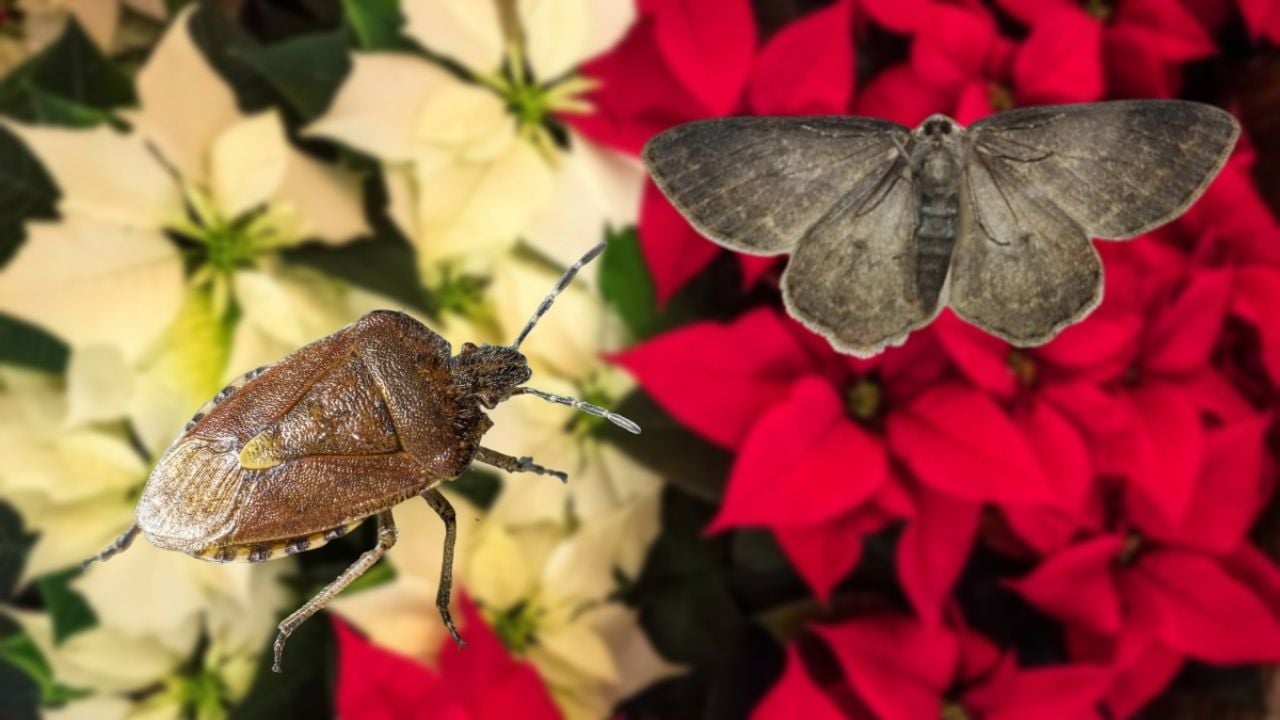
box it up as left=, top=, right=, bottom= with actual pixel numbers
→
left=752, top=645, right=847, bottom=720
left=773, top=509, right=882, bottom=602
left=1222, top=544, right=1280, bottom=609
left=710, top=377, right=888, bottom=531
left=640, top=182, right=722, bottom=304
left=1117, top=385, right=1205, bottom=526
left=888, top=385, right=1056, bottom=505
left=1142, top=269, right=1231, bottom=375
left=1233, top=266, right=1280, bottom=386
left=1035, top=313, right=1141, bottom=379
left=1007, top=535, right=1125, bottom=635
left=1239, top=0, right=1280, bottom=42
left=860, top=0, right=932, bottom=34
left=1002, top=503, right=1087, bottom=555
left=952, top=81, right=997, bottom=125
left=642, top=0, right=757, bottom=115
left=612, top=308, right=813, bottom=448
left=933, top=310, right=1016, bottom=400
left=818, top=616, right=956, bottom=720
left=1125, top=549, right=1280, bottom=663
left=993, top=0, right=1073, bottom=25
left=334, top=617, right=449, bottom=720
left=1136, top=418, right=1269, bottom=555
left=911, top=3, right=996, bottom=90
left=1111, top=0, right=1218, bottom=61
left=898, top=488, right=981, bottom=626
left=963, top=658, right=1113, bottom=720
left=439, top=598, right=562, bottom=720
left=570, top=17, right=703, bottom=155
left=1100, top=636, right=1183, bottom=720
left=1013, top=6, right=1105, bottom=104
left=1017, top=400, right=1094, bottom=513
left=748, top=0, right=854, bottom=115
left=854, top=64, right=953, bottom=126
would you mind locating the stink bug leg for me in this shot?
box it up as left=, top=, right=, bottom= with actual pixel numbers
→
left=83, top=242, right=640, bottom=672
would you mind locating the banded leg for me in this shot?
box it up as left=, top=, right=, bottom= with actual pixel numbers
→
left=474, top=446, right=568, bottom=482
left=273, top=511, right=396, bottom=673
left=82, top=524, right=140, bottom=570
left=422, top=489, right=464, bottom=647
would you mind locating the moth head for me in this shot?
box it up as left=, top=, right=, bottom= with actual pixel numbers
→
left=918, top=114, right=960, bottom=138
left=455, top=342, right=531, bottom=408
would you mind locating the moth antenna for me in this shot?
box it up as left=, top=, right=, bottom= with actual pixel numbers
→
left=515, top=387, right=641, bottom=435
left=511, top=242, right=606, bottom=350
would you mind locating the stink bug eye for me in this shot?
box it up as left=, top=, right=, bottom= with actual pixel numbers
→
left=82, top=242, right=638, bottom=673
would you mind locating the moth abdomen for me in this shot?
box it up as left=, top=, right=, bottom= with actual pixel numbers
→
left=914, top=191, right=959, bottom=310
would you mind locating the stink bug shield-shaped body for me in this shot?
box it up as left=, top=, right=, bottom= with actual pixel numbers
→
left=83, top=242, right=639, bottom=672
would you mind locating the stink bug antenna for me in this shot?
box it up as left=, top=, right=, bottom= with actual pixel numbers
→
left=511, top=242, right=606, bottom=350
left=515, top=387, right=641, bottom=435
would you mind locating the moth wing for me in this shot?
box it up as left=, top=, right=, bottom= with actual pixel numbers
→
left=643, top=116, right=911, bottom=254
left=781, top=154, right=931, bottom=356
left=948, top=150, right=1101, bottom=345
left=968, top=100, right=1239, bottom=239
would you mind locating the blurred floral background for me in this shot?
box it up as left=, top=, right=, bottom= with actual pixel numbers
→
left=0, top=0, right=1279, bottom=718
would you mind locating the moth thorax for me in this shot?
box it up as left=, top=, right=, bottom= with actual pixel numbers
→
left=453, top=343, right=532, bottom=408
left=916, top=146, right=960, bottom=193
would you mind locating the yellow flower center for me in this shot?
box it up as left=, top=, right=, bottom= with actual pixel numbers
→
left=988, top=83, right=1016, bottom=112
left=487, top=598, right=544, bottom=654
left=1007, top=350, right=1037, bottom=388
left=480, top=46, right=596, bottom=163
left=1118, top=531, right=1144, bottom=566
left=942, top=702, right=970, bottom=720
left=845, top=377, right=882, bottom=423
left=170, top=184, right=297, bottom=275
left=1085, top=0, right=1113, bottom=21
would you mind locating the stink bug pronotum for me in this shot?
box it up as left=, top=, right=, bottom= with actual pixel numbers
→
left=83, top=242, right=639, bottom=672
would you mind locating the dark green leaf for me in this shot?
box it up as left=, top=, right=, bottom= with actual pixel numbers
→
left=37, top=571, right=97, bottom=645
left=0, top=659, right=39, bottom=720
left=341, top=0, right=410, bottom=51
left=0, top=19, right=134, bottom=126
left=283, top=236, right=432, bottom=314
left=600, top=227, right=659, bottom=339
left=0, top=126, right=58, bottom=230
left=0, top=503, right=32, bottom=601
left=187, top=4, right=277, bottom=113
left=231, top=31, right=351, bottom=121
left=0, top=314, right=69, bottom=372
left=0, top=633, right=90, bottom=706
left=605, top=390, right=731, bottom=502
left=448, top=468, right=501, bottom=510
left=230, top=609, right=335, bottom=720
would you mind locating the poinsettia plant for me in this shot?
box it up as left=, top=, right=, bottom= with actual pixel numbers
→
left=0, top=1, right=1278, bottom=719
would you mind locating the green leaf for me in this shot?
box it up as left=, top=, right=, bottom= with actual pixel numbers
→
left=341, top=0, right=409, bottom=51
left=0, top=126, right=58, bottom=230
left=600, top=227, right=659, bottom=339
left=0, top=659, right=39, bottom=720
left=283, top=236, right=432, bottom=314
left=0, top=314, right=70, bottom=373
left=231, top=31, right=352, bottom=122
left=0, top=19, right=134, bottom=126
left=37, top=571, right=97, bottom=645
left=0, top=503, right=33, bottom=601
left=186, top=4, right=277, bottom=113
left=605, top=390, right=731, bottom=502
left=0, top=633, right=90, bottom=706
left=229, top=611, right=335, bottom=720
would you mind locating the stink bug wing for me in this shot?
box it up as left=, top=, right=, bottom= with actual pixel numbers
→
left=223, top=453, right=430, bottom=545
left=354, top=311, right=493, bottom=479
left=137, top=323, right=361, bottom=552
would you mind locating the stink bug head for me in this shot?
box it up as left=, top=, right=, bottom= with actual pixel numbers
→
left=454, top=342, right=531, bottom=409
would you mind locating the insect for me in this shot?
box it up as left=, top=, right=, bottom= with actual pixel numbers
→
left=82, top=242, right=639, bottom=672
left=643, top=100, right=1239, bottom=356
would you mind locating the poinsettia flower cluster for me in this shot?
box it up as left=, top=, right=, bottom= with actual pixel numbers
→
left=600, top=0, right=1280, bottom=717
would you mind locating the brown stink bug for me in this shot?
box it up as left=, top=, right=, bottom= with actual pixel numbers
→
left=82, top=242, right=639, bottom=672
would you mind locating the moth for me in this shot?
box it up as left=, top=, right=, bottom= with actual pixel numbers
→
left=643, top=100, right=1240, bottom=356
left=83, top=242, right=639, bottom=672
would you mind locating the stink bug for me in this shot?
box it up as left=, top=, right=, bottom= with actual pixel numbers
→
left=83, top=242, right=639, bottom=672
